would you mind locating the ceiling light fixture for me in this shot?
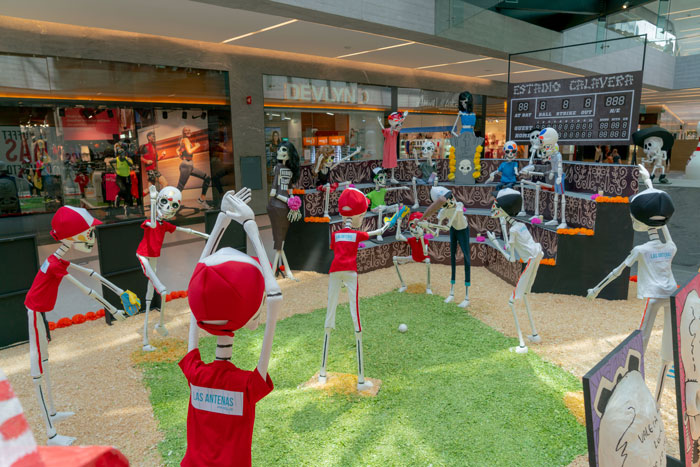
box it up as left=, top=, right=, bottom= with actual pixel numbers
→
left=416, top=57, right=492, bottom=70
left=669, top=6, right=700, bottom=15
left=676, top=14, right=700, bottom=21
left=221, top=19, right=298, bottom=43
left=335, top=41, right=415, bottom=59
left=326, top=112, right=335, bottom=116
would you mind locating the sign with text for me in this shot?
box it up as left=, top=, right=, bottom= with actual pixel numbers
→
left=263, top=75, right=391, bottom=108
left=508, top=71, right=642, bottom=145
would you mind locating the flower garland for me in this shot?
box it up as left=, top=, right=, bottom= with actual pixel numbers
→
left=448, top=146, right=456, bottom=181
left=594, top=195, right=629, bottom=203
left=473, top=145, right=483, bottom=179
left=556, top=227, right=594, bottom=236
left=48, top=291, right=188, bottom=330
left=540, top=258, right=556, bottom=266
left=304, top=216, right=331, bottom=223
left=292, top=189, right=306, bottom=195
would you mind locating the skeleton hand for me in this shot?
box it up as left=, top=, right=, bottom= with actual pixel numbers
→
left=287, top=209, right=302, bottom=222
left=112, top=309, right=127, bottom=321
left=487, top=173, right=495, bottom=183
left=149, top=185, right=158, bottom=200
left=548, top=172, right=554, bottom=180
left=486, top=231, right=499, bottom=247
left=556, top=176, right=562, bottom=186
left=222, top=188, right=254, bottom=224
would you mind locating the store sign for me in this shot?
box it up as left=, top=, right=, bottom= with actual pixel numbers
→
left=507, top=70, right=643, bottom=145
left=0, top=126, right=59, bottom=176
left=328, top=135, right=345, bottom=145
left=303, top=137, right=316, bottom=146
left=264, top=75, right=391, bottom=108
left=317, top=136, right=328, bottom=145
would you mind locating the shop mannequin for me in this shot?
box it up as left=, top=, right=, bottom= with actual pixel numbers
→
left=411, top=140, right=439, bottom=209
left=137, top=185, right=209, bottom=351
left=486, top=188, right=543, bottom=354
left=366, top=167, right=409, bottom=242
left=451, top=91, right=476, bottom=136
left=587, top=165, right=676, bottom=403
left=25, top=206, right=138, bottom=445
left=176, top=127, right=211, bottom=208
left=141, top=131, right=168, bottom=191
left=183, top=187, right=282, bottom=467
left=109, top=143, right=134, bottom=211
left=377, top=111, right=407, bottom=184
left=319, top=188, right=391, bottom=391
left=267, top=141, right=302, bottom=280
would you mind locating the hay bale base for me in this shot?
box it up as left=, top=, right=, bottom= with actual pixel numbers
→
left=299, top=372, right=382, bottom=397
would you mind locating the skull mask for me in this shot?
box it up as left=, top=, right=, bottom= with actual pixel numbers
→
left=421, top=140, right=436, bottom=158
left=277, top=145, right=290, bottom=162
left=458, top=159, right=472, bottom=175
left=408, top=219, right=424, bottom=237
left=643, top=137, right=663, bottom=157
left=65, top=227, right=97, bottom=253
left=156, top=186, right=182, bottom=220
left=503, top=141, right=518, bottom=161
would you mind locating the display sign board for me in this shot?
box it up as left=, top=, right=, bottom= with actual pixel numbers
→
left=508, top=71, right=642, bottom=145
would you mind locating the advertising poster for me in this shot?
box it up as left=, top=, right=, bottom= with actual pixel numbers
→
left=137, top=110, right=210, bottom=206
left=672, top=272, right=700, bottom=467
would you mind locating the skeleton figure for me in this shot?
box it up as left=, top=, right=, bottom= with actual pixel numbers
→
left=451, top=91, right=476, bottom=136
left=487, top=141, right=520, bottom=190
left=633, top=127, right=674, bottom=185
left=366, top=167, right=409, bottom=242
left=486, top=189, right=543, bottom=354
left=377, top=111, right=407, bottom=183
left=587, top=165, right=676, bottom=403
left=319, top=188, right=392, bottom=391
left=393, top=212, right=448, bottom=294
left=539, top=128, right=567, bottom=229
left=411, top=140, right=439, bottom=209
left=313, top=146, right=361, bottom=218
left=184, top=187, right=282, bottom=465
left=25, top=206, right=138, bottom=445
left=267, top=141, right=302, bottom=280
left=137, top=185, right=209, bottom=351
left=424, top=186, right=471, bottom=308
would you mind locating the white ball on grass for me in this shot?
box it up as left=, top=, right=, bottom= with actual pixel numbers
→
left=398, top=323, right=408, bottom=333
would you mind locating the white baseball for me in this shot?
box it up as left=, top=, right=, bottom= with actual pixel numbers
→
left=398, top=323, right=408, bottom=333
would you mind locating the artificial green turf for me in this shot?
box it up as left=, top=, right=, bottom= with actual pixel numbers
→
left=140, top=292, right=586, bottom=466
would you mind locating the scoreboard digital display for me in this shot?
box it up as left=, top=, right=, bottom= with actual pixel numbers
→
left=507, top=71, right=642, bottom=145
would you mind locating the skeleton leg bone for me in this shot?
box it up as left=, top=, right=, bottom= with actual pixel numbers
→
left=323, top=183, right=331, bottom=218
left=390, top=168, right=399, bottom=184
left=508, top=297, right=528, bottom=354
left=137, top=255, right=168, bottom=349
left=523, top=294, right=541, bottom=343
left=546, top=193, right=559, bottom=226
left=425, top=258, right=432, bottom=294
left=557, top=193, right=568, bottom=230
left=393, top=256, right=410, bottom=292
left=319, top=272, right=342, bottom=384
left=411, top=177, right=419, bottom=209
left=280, top=245, right=297, bottom=281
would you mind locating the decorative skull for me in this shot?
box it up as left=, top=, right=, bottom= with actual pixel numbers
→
left=643, top=137, right=663, bottom=157
left=277, top=145, right=290, bottom=162
left=387, top=112, right=406, bottom=131
left=529, top=129, right=541, bottom=148
left=538, top=128, right=559, bottom=159
left=421, top=140, right=436, bottom=158
left=407, top=213, right=424, bottom=237
left=156, top=186, right=182, bottom=220
left=458, top=158, right=472, bottom=175
left=503, top=141, right=518, bottom=161
left=372, top=167, right=387, bottom=188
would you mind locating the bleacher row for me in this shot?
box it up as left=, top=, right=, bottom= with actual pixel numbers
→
left=285, top=159, right=638, bottom=300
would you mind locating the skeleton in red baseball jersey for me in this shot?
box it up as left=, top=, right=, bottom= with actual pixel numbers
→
left=319, top=188, right=392, bottom=391
left=25, top=206, right=139, bottom=446
left=182, top=188, right=282, bottom=467
left=137, top=185, right=209, bottom=351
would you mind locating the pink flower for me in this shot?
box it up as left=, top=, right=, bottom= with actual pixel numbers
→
left=424, top=233, right=434, bottom=240
left=531, top=218, right=542, bottom=224
left=359, top=242, right=366, bottom=248
left=287, top=196, right=302, bottom=210
left=590, top=194, right=600, bottom=200
left=476, top=235, right=485, bottom=242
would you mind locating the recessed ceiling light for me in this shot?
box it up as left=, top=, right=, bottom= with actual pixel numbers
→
left=221, top=19, right=298, bottom=43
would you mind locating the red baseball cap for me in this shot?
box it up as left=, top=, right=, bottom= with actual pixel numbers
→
left=50, top=206, right=102, bottom=241
left=187, top=248, right=266, bottom=336
left=338, top=187, right=369, bottom=217
left=408, top=212, right=423, bottom=222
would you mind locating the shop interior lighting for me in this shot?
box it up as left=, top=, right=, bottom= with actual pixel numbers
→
left=221, top=19, right=298, bottom=43
left=326, top=112, right=334, bottom=116
left=270, top=113, right=280, bottom=117
left=335, top=41, right=415, bottom=59
left=670, top=6, right=700, bottom=15
left=680, top=27, right=700, bottom=33
left=676, top=14, right=700, bottom=21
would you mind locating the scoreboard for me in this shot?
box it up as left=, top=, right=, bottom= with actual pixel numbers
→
left=507, top=71, right=642, bottom=145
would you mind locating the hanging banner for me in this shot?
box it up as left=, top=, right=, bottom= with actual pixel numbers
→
left=507, top=71, right=643, bottom=145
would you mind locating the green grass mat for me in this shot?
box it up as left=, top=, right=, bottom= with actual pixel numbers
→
left=140, top=292, right=585, bottom=466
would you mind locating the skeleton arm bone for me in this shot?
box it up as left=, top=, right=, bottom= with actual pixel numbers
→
left=67, top=262, right=124, bottom=296
left=486, top=231, right=513, bottom=261
left=64, top=273, right=125, bottom=320
left=586, top=256, right=634, bottom=299
left=377, top=116, right=385, bottom=130
left=330, top=147, right=361, bottom=170
left=269, top=188, right=289, bottom=203
left=450, top=115, right=460, bottom=137
left=146, top=185, right=158, bottom=228
left=175, top=226, right=210, bottom=240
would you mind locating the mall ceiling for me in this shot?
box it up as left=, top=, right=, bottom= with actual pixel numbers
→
left=461, top=0, right=654, bottom=32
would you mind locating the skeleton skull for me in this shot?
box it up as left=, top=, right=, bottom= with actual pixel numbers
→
left=277, top=145, right=290, bottom=162
left=388, top=112, right=406, bottom=131
left=643, top=137, right=663, bottom=157
left=538, top=128, right=559, bottom=159
left=373, top=168, right=387, bottom=188
left=458, top=159, right=472, bottom=175
left=503, top=141, right=518, bottom=161
left=529, top=129, right=541, bottom=148
left=421, top=140, right=436, bottom=158
left=156, top=186, right=182, bottom=220
left=65, top=227, right=97, bottom=253
left=408, top=219, right=424, bottom=237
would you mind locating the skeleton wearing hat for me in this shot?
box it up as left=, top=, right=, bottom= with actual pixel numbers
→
left=423, top=186, right=471, bottom=308
left=392, top=212, right=448, bottom=294
left=588, top=165, right=677, bottom=403
left=487, top=141, right=520, bottom=190
left=366, top=167, right=409, bottom=242
left=486, top=189, right=543, bottom=354
left=538, top=128, right=568, bottom=229
left=319, top=187, right=392, bottom=391
left=25, top=206, right=139, bottom=445
left=410, top=140, right=439, bottom=209
left=137, top=185, right=210, bottom=352
left=183, top=188, right=282, bottom=466
left=633, top=126, right=674, bottom=185
left=377, top=111, right=407, bottom=184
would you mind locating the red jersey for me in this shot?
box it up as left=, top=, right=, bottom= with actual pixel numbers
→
left=179, top=349, right=273, bottom=467
left=329, top=228, right=369, bottom=273
left=24, top=255, right=70, bottom=313
left=407, top=237, right=429, bottom=262
left=136, top=220, right=176, bottom=258
left=142, top=142, right=157, bottom=171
